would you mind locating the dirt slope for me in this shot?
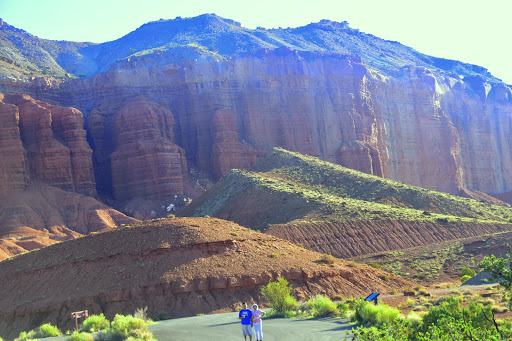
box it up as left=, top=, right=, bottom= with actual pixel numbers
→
left=0, top=217, right=411, bottom=337
left=352, top=230, right=512, bottom=283
left=0, top=184, right=137, bottom=261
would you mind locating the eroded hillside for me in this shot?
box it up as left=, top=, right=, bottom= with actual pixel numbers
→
left=182, top=149, right=512, bottom=258
left=0, top=217, right=410, bottom=337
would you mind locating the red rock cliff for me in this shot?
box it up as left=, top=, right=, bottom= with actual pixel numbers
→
left=87, top=96, right=187, bottom=200
left=2, top=50, right=512, bottom=198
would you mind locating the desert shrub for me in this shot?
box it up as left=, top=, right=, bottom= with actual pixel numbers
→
left=81, top=313, right=110, bottom=332
left=67, top=331, right=94, bottom=341
left=261, top=277, right=298, bottom=314
left=270, top=252, right=279, bottom=258
left=461, top=267, right=476, bottom=278
left=352, top=294, right=512, bottom=340
left=17, top=324, right=63, bottom=340
left=14, top=331, right=37, bottom=341
left=37, top=324, right=62, bottom=337
left=307, top=295, right=337, bottom=317
left=378, top=274, right=389, bottom=281
left=133, top=306, right=149, bottom=321
left=167, top=214, right=175, bottom=218
left=320, top=254, right=334, bottom=264
left=155, top=311, right=169, bottom=321
left=352, top=300, right=400, bottom=326
left=492, top=304, right=508, bottom=313
left=331, top=294, right=344, bottom=301
left=100, top=314, right=153, bottom=341
left=337, top=302, right=349, bottom=317
left=351, top=318, right=410, bottom=340
left=460, top=275, right=471, bottom=283
left=369, top=262, right=381, bottom=269
left=461, top=274, right=472, bottom=283
left=406, top=298, right=415, bottom=307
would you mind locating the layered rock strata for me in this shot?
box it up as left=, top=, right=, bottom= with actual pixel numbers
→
left=0, top=94, right=137, bottom=260
left=1, top=94, right=96, bottom=196
left=1, top=50, right=511, bottom=198
left=87, top=96, right=187, bottom=200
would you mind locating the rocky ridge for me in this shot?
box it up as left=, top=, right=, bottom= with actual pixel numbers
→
left=182, top=149, right=512, bottom=258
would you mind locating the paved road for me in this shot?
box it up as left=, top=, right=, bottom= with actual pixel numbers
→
left=149, top=312, right=354, bottom=341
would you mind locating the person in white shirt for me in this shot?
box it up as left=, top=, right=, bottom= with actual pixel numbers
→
left=251, top=304, right=266, bottom=341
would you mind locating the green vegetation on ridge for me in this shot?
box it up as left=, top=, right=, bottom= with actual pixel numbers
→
left=183, top=148, right=512, bottom=230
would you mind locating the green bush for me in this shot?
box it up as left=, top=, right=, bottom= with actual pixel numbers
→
left=352, top=300, right=400, bottom=326
left=37, top=323, right=62, bottom=337
left=15, top=323, right=62, bottom=341
left=336, top=302, right=349, bottom=317
left=461, top=274, right=472, bottom=283
left=100, top=314, right=153, bottom=341
left=81, top=313, right=110, bottom=332
left=67, top=331, right=94, bottom=341
left=261, top=277, right=298, bottom=314
left=461, top=267, right=476, bottom=278
left=14, top=331, right=36, bottom=341
left=307, top=295, right=337, bottom=317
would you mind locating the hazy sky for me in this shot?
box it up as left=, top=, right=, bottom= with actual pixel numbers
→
left=1, top=0, right=511, bottom=84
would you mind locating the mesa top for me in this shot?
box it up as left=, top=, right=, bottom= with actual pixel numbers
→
left=239, top=309, right=252, bottom=325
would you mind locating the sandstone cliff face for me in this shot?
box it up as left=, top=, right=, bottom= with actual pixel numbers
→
left=0, top=94, right=137, bottom=260
left=1, top=50, right=511, bottom=198
left=2, top=94, right=96, bottom=196
left=0, top=94, right=29, bottom=197
left=87, top=96, right=187, bottom=200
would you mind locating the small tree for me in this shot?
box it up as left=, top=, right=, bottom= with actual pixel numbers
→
left=479, top=254, right=512, bottom=306
left=261, top=277, right=298, bottom=313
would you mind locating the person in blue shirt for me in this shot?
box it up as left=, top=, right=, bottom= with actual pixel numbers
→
left=238, top=302, right=253, bottom=340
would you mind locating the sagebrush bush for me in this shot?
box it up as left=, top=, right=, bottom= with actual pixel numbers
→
left=133, top=307, right=149, bottom=321
left=461, top=267, right=476, bottom=278
left=307, top=295, right=337, bottom=317
left=353, top=300, right=400, bottom=326
left=337, top=302, right=349, bottom=317
left=320, top=254, right=334, bottom=264
left=14, top=330, right=36, bottom=341
left=67, top=331, right=94, bottom=341
left=461, top=274, right=472, bottom=283
left=100, top=314, right=153, bottom=341
left=37, top=323, right=62, bottom=337
left=15, top=323, right=62, bottom=341
left=81, top=313, right=110, bottom=332
left=261, top=277, right=298, bottom=314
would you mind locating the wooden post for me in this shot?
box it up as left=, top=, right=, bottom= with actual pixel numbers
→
left=71, top=310, right=88, bottom=332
